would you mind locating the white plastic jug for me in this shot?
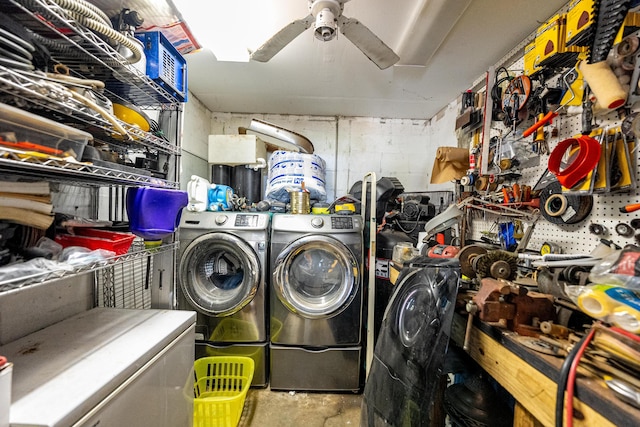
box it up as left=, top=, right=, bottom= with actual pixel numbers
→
left=186, top=175, right=210, bottom=212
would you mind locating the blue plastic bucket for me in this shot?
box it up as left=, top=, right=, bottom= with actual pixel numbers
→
left=126, top=187, right=188, bottom=242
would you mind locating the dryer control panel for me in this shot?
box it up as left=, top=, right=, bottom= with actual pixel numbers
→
left=331, top=216, right=354, bottom=230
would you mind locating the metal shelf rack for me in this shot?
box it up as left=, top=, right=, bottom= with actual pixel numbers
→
left=0, top=242, right=178, bottom=293
left=0, top=0, right=185, bottom=303
left=0, top=148, right=178, bottom=188
left=0, top=0, right=183, bottom=108
left=0, top=66, right=180, bottom=156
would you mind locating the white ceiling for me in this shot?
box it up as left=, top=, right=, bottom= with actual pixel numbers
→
left=183, top=0, right=568, bottom=120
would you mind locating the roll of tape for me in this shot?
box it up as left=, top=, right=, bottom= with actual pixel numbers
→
left=577, top=287, right=614, bottom=318
left=612, top=306, right=640, bottom=334
left=544, top=193, right=568, bottom=217
left=475, top=176, right=489, bottom=191
left=539, top=181, right=593, bottom=224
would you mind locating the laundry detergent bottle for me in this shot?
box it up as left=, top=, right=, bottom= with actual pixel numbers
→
left=187, top=175, right=210, bottom=212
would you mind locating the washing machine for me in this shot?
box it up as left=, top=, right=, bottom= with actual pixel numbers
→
left=361, top=257, right=460, bottom=426
left=269, top=213, right=364, bottom=392
left=177, top=210, right=270, bottom=386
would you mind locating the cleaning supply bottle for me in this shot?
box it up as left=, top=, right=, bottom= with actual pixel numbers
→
left=187, top=175, right=209, bottom=212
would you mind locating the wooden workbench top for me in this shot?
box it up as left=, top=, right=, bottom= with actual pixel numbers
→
left=451, top=312, right=640, bottom=427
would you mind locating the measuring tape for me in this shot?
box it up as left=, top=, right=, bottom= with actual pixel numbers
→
left=540, top=242, right=561, bottom=255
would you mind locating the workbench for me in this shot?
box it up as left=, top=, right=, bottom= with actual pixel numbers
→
left=450, top=313, right=640, bottom=427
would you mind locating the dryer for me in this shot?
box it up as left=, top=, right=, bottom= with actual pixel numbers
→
left=361, top=257, right=460, bottom=426
left=269, top=213, right=363, bottom=392
left=177, top=210, right=270, bottom=387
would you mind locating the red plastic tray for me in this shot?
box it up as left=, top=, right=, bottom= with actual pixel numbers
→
left=55, top=228, right=136, bottom=255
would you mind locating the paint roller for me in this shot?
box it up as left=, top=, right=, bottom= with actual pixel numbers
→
left=579, top=61, right=627, bottom=110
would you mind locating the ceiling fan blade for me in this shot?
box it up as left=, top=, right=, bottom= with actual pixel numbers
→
left=250, top=14, right=315, bottom=62
left=337, top=16, right=399, bottom=70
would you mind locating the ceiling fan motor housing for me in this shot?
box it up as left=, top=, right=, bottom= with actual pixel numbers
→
left=310, top=0, right=344, bottom=41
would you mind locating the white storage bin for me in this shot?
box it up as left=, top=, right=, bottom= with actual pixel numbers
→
left=208, top=134, right=267, bottom=166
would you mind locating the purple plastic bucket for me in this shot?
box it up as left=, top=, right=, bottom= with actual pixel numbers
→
left=126, top=187, right=188, bottom=241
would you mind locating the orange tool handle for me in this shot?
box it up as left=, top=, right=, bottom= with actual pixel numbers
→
left=512, top=183, right=521, bottom=202
left=0, top=139, right=63, bottom=155
left=523, top=110, right=559, bottom=138
left=620, top=203, right=640, bottom=213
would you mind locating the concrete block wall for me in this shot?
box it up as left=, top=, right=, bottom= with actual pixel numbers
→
left=182, top=93, right=461, bottom=202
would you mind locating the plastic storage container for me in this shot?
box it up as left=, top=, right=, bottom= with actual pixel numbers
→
left=126, top=187, right=188, bottom=244
left=55, top=228, right=135, bottom=255
left=192, top=356, right=254, bottom=427
left=0, top=103, right=91, bottom=160
left=134, top=31, right=188, bottom=102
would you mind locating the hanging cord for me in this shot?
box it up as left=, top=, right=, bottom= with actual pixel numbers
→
left=610, top=325, right=640, bottom=343
left=565, top=327, right=595, bottom=427
left=555, top=326, right=596, bottom=427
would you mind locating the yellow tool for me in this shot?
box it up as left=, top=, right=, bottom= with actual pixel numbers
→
left=334, top=203, right=356, bottom=213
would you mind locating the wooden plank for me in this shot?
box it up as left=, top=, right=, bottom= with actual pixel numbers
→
left=451, top=315, right=615, bottom=427
left=514, top=402, right=544, bottom=427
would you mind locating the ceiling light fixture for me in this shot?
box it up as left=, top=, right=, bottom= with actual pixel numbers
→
left=396, top=0, right=472, bottom=67
left=312, top=1, right=340, bottom=41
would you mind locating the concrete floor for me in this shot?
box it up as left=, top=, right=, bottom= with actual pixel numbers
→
left=238, top=387, right=363, bottom=426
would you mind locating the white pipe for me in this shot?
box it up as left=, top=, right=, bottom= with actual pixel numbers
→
left=362, top=171, right=377, bottom=379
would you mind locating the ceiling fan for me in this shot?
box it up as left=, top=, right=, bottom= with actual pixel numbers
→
left=250, top=0, right=400, bottom=70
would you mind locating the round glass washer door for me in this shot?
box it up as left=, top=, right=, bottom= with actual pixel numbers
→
left=180, top=232, right=260, bottom=317
left=273, top=235, right=359, bottom=319
left=393, top=270, right=440, bottom=348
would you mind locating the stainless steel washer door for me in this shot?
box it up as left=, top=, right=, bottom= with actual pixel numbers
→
left=180, top=232, right=260, bottom=316
left=273, top=235, right=359, bottom=319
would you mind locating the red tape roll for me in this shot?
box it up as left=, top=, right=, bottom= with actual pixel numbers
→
left=548, top=135, right=601, bottom=189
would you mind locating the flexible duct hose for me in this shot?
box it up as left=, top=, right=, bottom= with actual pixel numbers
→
left=70, top=13, right=143, bottom=64
left=51, top=0, right=111, bottom=28
left=18, top=0, right=143, bottom=64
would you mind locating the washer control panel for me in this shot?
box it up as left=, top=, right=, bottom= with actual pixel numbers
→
left=331, top=216, right=354, bottom=230
left=235, top=214, right=259, bottom=227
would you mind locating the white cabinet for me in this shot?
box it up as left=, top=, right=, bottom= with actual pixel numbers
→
left=0, top=308, right=196, bottom=427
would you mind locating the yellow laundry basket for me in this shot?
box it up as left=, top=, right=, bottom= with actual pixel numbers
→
left=192, top=356, right=254, bottom=427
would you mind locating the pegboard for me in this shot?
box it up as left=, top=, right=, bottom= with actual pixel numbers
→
left=465, top=42, right=640, bottom=255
